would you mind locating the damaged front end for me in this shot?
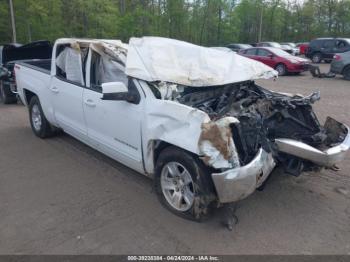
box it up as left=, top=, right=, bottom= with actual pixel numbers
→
left=173, top=81, right=350, bottom=203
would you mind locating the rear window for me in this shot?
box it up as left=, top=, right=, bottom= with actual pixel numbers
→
left=257, top=49, right=271, bottom=57
left=245, top=49, right=257, bottom=55
left=310, top=40, right=324, bottom=47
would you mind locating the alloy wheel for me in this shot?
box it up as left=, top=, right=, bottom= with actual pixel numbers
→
left=31, top=104, right=42, bottom=131
left=160, top=162, right=195, bottom=212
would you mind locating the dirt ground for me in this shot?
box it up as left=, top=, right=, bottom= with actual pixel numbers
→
left=0, top=64, right=349, bottom=255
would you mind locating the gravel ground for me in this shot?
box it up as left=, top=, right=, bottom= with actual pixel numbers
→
left=0, top=64, right=349, bottom=254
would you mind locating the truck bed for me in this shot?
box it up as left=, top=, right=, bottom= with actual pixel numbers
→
left=16, top=59, right=51, bottom=75
left=15, top=59, right=52, bottom=108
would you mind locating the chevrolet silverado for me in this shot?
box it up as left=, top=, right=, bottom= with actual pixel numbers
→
left=15, top=37, right=350, bottom=221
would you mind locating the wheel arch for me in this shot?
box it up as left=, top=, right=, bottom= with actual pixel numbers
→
left=342, top=64, right=350, bottom=74
left=143, top=139, right=207, bottom=177
left=23, top=89, right=37, bottom=105
left=152, top=140, right=200, bottom=172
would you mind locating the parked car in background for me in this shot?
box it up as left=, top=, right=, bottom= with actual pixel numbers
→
left=227, top=43, right=252, bottom=52
left=0, top=40, right=52, bottom=104
left=296, top=42, right=309, bottom=55
left=305, top=38, right=350, bottom=63
left=256, top=42, right=296, bottom=55
left=280, top=42, right=300, bottom=56
left=239, top=47, right=310, bottom=75
left=256, top=42, right=282, bottom=48
left=330, top=51, right=350, bottom=80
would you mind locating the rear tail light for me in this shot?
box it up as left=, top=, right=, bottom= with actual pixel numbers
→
left=13, top=65, right=20, bottom=81
left=334, top=55, right=342, bottom=61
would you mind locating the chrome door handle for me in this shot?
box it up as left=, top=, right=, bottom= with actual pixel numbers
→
left=50, top=86, right=59, bottom=93
left=84, top=99, right=96, bottom=107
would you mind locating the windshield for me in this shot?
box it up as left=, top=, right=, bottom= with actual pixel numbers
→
left=240, top=44, right=252, bottom=49
left=270, top=42, right=282, bottom=48
left=270, top=48, right=294, bottom=58
left=283, top=43, right=296, bottom=47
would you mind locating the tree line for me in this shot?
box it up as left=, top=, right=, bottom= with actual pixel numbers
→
left=0, top=0, right=350, bottom=46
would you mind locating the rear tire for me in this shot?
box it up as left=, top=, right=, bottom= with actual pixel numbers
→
left=0, top=81, right=17, bottom=104
left=312, top=53, right=322, bottom=63
left=343, top=66, right=350, bottom=80
left=154, top=146, right=216, bottom=221
left=275, top=63, right=287, bottom=76
left=29, top=96, right=54, bottom=138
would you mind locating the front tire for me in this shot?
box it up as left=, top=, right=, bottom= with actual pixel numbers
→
left=343, top=66, right=350, bottom=80
left=29, top=96, right=54, bottom=138
left=154, top=147, right=215, bottom=221
left=312, top=53, right=322, bottom=63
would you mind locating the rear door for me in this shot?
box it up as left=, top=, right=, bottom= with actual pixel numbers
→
left=322, top=40, right=336, bottom=59
left=51, top=45, right=87, bottom=140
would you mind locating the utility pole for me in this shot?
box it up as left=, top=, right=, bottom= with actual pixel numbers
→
left=258, top=1, right=263, bottom=42
left=9, top=0, right=17, bottom=43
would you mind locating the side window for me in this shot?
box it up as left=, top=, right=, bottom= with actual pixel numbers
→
left=89, top=50, right=128, bottom=92
left=336, top=40, right=347, bottom=49
left=323, top=40, right=335, bottom=49
left=56, top=45, right=85, bottom=85
left=245, top=48, right=257, bottom=56
left=257, top=49, right=271, bottom=57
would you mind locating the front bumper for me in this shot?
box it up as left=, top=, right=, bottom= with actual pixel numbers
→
left=275, top=118, right=350, bottom=167
left=288, top=63, right=310, bottom=72
left=212, top=148, right=276, bottom=203
left=211, top=118, right=350, bottom=204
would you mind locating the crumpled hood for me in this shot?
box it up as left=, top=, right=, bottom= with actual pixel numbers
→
left=125, top=37, right=278, bottom=87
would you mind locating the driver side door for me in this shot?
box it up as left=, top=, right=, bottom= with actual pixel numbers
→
left=256, top=48, right=275, bottom=68
left=83, top=49, right=144, bottom=172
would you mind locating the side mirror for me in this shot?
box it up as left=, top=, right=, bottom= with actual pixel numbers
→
left=101, top=82, right=138, bottom=103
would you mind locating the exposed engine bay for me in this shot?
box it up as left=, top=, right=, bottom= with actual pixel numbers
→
left=150, top=80, right=347, bottom=176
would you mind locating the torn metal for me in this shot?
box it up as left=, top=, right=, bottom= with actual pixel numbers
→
left=149, top=79, right=348, bottom=178
left=198, top=117, right=240, bottom=169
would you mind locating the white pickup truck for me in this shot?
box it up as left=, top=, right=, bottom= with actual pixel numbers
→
left=15, top=37, right=350, bottom=221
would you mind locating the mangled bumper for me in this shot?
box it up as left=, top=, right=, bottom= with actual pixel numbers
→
left=211, top=148, right=276, bottom=203
left=275, top=118, right=350, bottom=167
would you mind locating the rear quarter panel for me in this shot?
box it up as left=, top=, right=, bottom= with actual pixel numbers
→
left=15, top=64, right=55, bottom=124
